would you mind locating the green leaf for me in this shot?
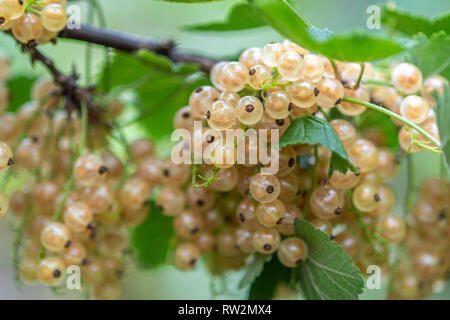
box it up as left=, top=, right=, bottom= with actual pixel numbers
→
left=280, top=115, right=357, bottom=176
left=407, top=32, right=450, bottom=79
left=434, top=85, right=450, bottom=172
left=239, top=253, right=271, bottom=289
left=131, top=202, right=174, bottom=268
left=357, top=111, right=400, bottom=151
left=6, top=75, right=37, bottom=112
left=184, top=3, right=266, bottom=31
left=248, top=255, right=290, bottom=300
left=248, top=0, right=404, bottom=61
left=295, top=219, right=364, bottom=300
left=381, top=5, right=450, bottom=37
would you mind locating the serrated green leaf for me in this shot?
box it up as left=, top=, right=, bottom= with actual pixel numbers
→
left=132, top=202, right=174, bottom=268
left=357, top=111, right=400, bottom=151
left=407, top=32, right=450, bottom=79
left=184, top=3, right=266, bottom=31
left=434, top=85, right=450, bottom=172
left=295, top=219, right=364, bottom=300
left=248, top=0, right=404, bottom=62
left=248, top=256, right=290, bottom=299
left=280, top=115, right=357, bottom=176
left=239, top=253, right=271, bottom=289
left=381, top=5, right=450, bottom=37
left=6, top=75, right=37, bottom=112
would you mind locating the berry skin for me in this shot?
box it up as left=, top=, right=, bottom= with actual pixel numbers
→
left=310, top=185, right=343, bottom=219
left=398, top=125, right=423, bottom=153
left=74, top=154, right=107, bottom=187
left=337, top=86, right=369, bottom=116
left=237, top=96, right=264, bottom=125
left=236, top=197, right=258, bottom=229
left=0, top=190, right=9, bottom=218
left=174, top=243, right=200, bottom=271
left=310, top=218, right=332, bottom=236
left=334, top=231, right=359, bottom=259
left=217, top=62, right=249, bottom=92
left=189, top=86, right=220, bottom=120
left=256, top=199, right=286, bottom=227
left=421, top=75, right=448, bottom=106
left=377, top=214, right=405, bottom=244
left=316, top=78, right=344, bottom=109
left=303, top=54, right=325, bottom=82
left=253, top=227, right=281, bottom=254
left=276, top=204, right=302, bottom=235
left=174, top=209, right=203, bottom=240
left=248, top=64, right=272, bottom=90
left=0, top=141, right=13, bottom=172
left=119, top=177, right=151, bottom=211
left=81, top=256, right=105, bottom=285
left=348, top=139, right=379, bottom=173
left=12, top=13, right=43, bottom=44
left=277, top=51, right=305, bottom=81
left=209, top=167, right=239, bottom=192
left=370, top=185, right=396, bottom=218
left=278, top=174, right=299, bottom=203
left=41, top=3, right=67, bottom=32
left=330, top=119, right=357, bottom=148
left=173, top=106, right=194, bottom=130
left=195, top=231, right=214, bottom=254
left=130, top=138, right=154, bottom=160
left=40, top=222, right=72, bottom=253
left=210, top=61, right=226, bottom=90
left=239, top=47, right=264, bottom=69
left=38, top=256, right=66, bottom=286
left=5, top=0, right=25, bottom=20
left=277, top=237, right=308, bottom=267
left=400, top=95, right=429, bottom=124
left=265, top=91, right=291, bottom=119
left=0, top=0, right=12, bottom=28
left=287, top=80, right=318, bottom=108
left=61, top=241, right=86, bottom=266
left=92, top=279, right=121, bottom=300
left=262, top=42, right=285, bottom=67
left=376, top=149, right=399, bottom=181
left=216, top=231, right=240, bottom=257
left=218, top=91, right=240, bottom=108
left=353, top=183, right=380, bottom=213
left=155, top=186, right=185, bottom=216
left=275, top=146, right=297, bottom=177
left=82, top=183, right=115, bottom=214
left=392, top=63, right=423, bottom=94
left=206, top=100, right=236, bottom=131
left=186, top=185, right=215, bottom=213
left=19, top=256, right=38, bottom=284
left=235, top=227, right=255, bottom=253
left=249, top=173, right=281, bottom=203
left=329, top=169, right=360, bottom=190
left=63, top=202, right=93, bottom=233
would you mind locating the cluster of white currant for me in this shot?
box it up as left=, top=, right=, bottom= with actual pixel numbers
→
left=0, top=53, right=157, bottom=298
left=147, top=40, right=449, bottom=300
left=0, top=0, right=67, bottom=44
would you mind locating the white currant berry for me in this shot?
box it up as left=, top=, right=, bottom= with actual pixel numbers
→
left=316, top=78, right=344, bottom=109
left=0, top=141, right=13, bottom=172
left=277, top=237, right=308, bottom=267
left=40, top=222, right=71, bottom=253
left=12, top=13, right=43, bottom=44
left=256, top=199, right=286, bottom=227
left=265, top=91, right=291, bottom=119
left=400, top=95, right=429, bottom=124
left=0, top=190, right=9, bottom=218
left=239, top=47, right=264, bottom=69
left=337, top=86, right=370, bottom=116
left=392, top=63, right=423, bottom=94
left=236, top=96, right=264, bottom=125
left=248, top=64, right=272, bottom=90
left=38, top=256, right=66, bottom=286
left=217, top=62, right=248, bottom=92
left=41, top=3, right=67, bottom=32
left=189, top=86, right=220, bottom=120
left=206, top=100, right=236, bottom=131
left=303, top=54, right=325, bottom=82
left=287, top=80, right=318, bottom=108
left=63, top=202, right=93, bottom=233
left=353, top=183, right=380, bottom=212
left=74, top=154, right=107, bottom=187
left=277, top=51, right=305, bottom=81
left=174, top=243, right=200, bottom=271
left=262, top=42, right=284, bottom=67
left=249, top=173, right=281, bottom=203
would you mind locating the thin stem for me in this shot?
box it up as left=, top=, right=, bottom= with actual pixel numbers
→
left=363, top=78, right=393, bottom=87
left=342, top=97, right=441, bottom=149
left=353, top=63, right=365, bottom=90
left=404, top=155, right=415, bottom=217
left=328, top=58, right=341, bottom=81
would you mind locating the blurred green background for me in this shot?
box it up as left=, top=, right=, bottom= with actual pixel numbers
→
left=0, top=0, right=448, bottom=299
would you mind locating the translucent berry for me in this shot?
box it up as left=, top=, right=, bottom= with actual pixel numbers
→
left=92, top=279, right=121, bottom=300
left=189, top=86, right=220, bottom=120
left=376, top=214, right=405, bottom=244
left=377, top=149, right=399, bottom=181
left=316, top=78, right=344, bottom=109
left=256, top=199, right=286, bottom=228
left=370, top=185, right=396, bottom=218
left=236, top=96, right=264, bottom=125
left=0, top=190, right=9, bottom=218
left=337, top=86, right=369, bottom=116
left=253, top=227, right=280, bottom=254
left=218, top=90, right=240, bottom=108
left=277, top=51, right=305, bottom=81
left=173, top=106, right=194, bottom=130
left=277, top=204, right=302, bottom=235
left=310, top=218, right=332, bottom=236
left=208, top=167, right=239, bottom=192
left=353, top=183, right=380, bottom=212
left=40, top=222, right=71, bottom=253
left=63, top=202, right=93, bottom=233
left=239, top=47, right=264, bottom=69
left=38, top=256, right=66, bottom=286
left=174, top=209, right=203, bottom=240
left=0, top=141, right=13, bottom=172
left=278, top=175, right=299, bottom=203
left=12, top=13, right=43, bottom=44
left=262, top=42, right=284, bottom=67
left=265, top=91, right=291, bottom=119
left=216, top=231, right=240, bottom=257
left=398, top=125, right=423, bottom=153
left=155, top=186, right=185, bottom=216
left=217, top=62, right=248, bottom=92
left=5, top=0, right=25, bottom=20
left=310, top=185, right=343, bottom=219
left=277, top=237, right=308, bottom=267
left=61, top=241, right=86, bottom=266
left=206, top=100, right=236, bottom=131
left=0, top=0, right=12, bottom=29
left=303, top=54, right=325, bottom=82
left=235, top=227, right=254, bottom=253
left=329, top=169, right=360, bottom=190
left=422, top=75, right=448, bottom=106
left=348, top=139, right=379, bottom=173
left=249, top=173, right=281, bottom=203
left=287, top=80, right=318, bottom=108
left=41, top=3, right=67, bottom=32
left=330, top=119, right=357, bottom=147
left=186, top=185, right=215, bottom=213
left=400, top=95, right=429, bottom=124
left=248, top=64, right=272, bottom=90
left=74, top=154, right=107, bottom=187
left=174, top=243, right=200, bottom=271
left=82, top=183, right=115, bottom=214
left=392, top=63, right=423, bottom=94
left=236, top=197, right=258, bottom=229
left=130, top=138, right=154, bottom=160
